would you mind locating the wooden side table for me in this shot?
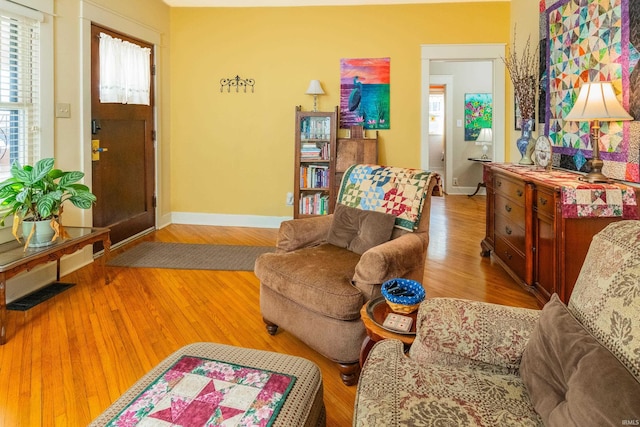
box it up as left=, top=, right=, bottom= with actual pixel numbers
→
left=467, top=157, right=492, bottom=197
left=0, top=226, right=111, bottom=345
left=360, top=297, right=416, bottom=366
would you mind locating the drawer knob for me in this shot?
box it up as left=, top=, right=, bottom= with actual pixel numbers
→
left=540, top=197, right=548, bottom=206
left=504, top=251, right=512, bottom=260
left=497, top=181, right=502, bottom=187
left=505, top=204, right=512, bottom=213
left=505, top=226, right=512, bottom=235
left=516, top=189, right=523, bottom=197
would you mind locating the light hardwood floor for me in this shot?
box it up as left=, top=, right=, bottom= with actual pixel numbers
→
left=0, top=195, right=539, bottom=426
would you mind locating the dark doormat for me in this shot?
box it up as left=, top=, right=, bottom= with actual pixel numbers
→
left=7, top=282, right=75, bottom=311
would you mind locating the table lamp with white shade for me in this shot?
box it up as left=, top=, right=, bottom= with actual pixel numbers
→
left=475, top=128, right=493, bottom=159
left=305, top=80, right=325, bottom=112
left=565, top=82, right=633, bottom=183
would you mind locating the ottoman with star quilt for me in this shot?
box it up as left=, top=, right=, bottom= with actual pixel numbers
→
left=89, top=342, right=326, bottom=427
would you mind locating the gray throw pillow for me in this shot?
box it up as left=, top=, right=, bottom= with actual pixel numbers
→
left=520, top=294, right=640, bottom=425
left=326, top=204, right=396, bottom=255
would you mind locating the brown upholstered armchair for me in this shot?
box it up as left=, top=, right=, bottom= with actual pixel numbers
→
left=254, top=164, right=440, bottom=385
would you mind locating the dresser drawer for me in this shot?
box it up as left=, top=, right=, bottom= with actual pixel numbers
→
left=494, top=174, right=525, bottom=203
left=495, top=212, right=526, bottom=252
left=535, top=188, right=555, bottom=218
left=495, top=193, right=525, bottom=223
left=495, top=236, right=526, bottom=280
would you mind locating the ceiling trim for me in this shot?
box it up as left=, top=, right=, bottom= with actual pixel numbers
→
left=162, top=0, right=508, bottom=7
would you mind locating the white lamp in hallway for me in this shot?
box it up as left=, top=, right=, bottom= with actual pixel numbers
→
left=475, top=128, right=493, bottom=159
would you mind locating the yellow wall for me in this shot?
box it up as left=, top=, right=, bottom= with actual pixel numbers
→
left=170, top=3, right=511, bottom=217
left=508, top=1, right=541, bottom=161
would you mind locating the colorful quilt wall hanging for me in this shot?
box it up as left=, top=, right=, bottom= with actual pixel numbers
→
left=540, top=0, right=640, bottom=183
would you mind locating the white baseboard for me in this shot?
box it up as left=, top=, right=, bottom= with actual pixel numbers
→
left=445, top=186, right=485, bottom=196
left=5, top=247, right=93, bottom=303
left=171, top=212, right=292, bottom=229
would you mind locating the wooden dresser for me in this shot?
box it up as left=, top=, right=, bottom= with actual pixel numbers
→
left=481, top=163, right=640, bottom=306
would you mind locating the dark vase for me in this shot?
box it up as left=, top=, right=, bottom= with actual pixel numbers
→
left=517, top=118, right=535, bottom=165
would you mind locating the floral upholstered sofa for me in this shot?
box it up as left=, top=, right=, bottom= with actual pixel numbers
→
left=353, top=220, right=640, bottom=426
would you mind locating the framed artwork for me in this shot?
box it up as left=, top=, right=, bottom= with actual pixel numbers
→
left=339, top=58, right=390, bottom=130
left=464, top=93, right=493, bottom=141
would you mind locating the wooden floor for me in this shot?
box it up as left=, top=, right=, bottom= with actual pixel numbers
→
left=0, top=195, right=538, bottom=427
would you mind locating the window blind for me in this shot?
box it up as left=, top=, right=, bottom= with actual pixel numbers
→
left=0, top=9, right=40, bottom=178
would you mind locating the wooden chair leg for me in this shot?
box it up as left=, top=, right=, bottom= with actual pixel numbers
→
left=337, top=362, right=360, bottom=386
left=263, top=318, right=279, bottom=335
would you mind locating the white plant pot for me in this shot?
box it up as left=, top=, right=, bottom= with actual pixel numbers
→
left=22, top=219, right=56, bottom=248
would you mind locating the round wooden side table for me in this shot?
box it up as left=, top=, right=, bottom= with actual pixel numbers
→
left=360, top=297, right=417, bottom=367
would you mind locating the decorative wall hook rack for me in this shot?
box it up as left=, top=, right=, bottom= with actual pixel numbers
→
left=220, top=75, right=255, bottom=93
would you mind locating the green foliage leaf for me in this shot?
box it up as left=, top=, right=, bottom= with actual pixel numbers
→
left=36, top=191, right=62, bottom=219
left=30, top=158, right=55, bottom=184
left=48, top=168, right=64, bottom=180
left=11, top=162, right=31, bottom=183
left=58, top=171, right=84, bottom=187
left=69, top=193, right=96, bottom=209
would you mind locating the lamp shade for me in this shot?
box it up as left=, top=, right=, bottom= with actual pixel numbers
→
left=565, top=82, right=633, bottom=122
left=305, top=80, right=325, bottom=95
left=475, top=128, right=493, bottom=145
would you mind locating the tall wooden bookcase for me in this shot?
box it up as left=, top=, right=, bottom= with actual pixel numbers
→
left=294, top=106, right=338, bottom=218
left=293, top=107, right=378, bottom=218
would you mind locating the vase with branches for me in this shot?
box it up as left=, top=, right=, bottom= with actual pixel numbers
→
left=503, top=30, right=539, bottom=165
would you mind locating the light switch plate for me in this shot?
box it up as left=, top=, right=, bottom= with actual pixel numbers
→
left=55, top=103, right=71, bottom=118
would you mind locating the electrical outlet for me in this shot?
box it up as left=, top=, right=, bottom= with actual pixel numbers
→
left=453, top=178, right=459, bottom=186
left=286, top=192, right=294, bottom=206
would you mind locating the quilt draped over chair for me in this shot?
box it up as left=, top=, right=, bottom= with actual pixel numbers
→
left=255, top=164, right=440, bottom=385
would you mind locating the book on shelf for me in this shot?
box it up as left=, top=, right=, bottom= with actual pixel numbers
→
left=300, top=116, right=332, bottom=140
left=300, top=142, right=329, bottom=160
left=300, top=165, right=329, bottom=188
left=299, top=192, right=329, bottom=215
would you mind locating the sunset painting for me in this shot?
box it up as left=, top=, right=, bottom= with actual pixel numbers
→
left=340, top=57, right=390, bottom=130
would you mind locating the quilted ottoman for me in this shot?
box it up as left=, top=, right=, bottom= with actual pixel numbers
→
left=90, top=342, right=326, bottom=427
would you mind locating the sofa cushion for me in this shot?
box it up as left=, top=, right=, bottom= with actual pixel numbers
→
left=355, top=339, right=543, bottom=426
left=327, top=204, right=396, bottom=255
left=520, top=294, right=640, bottom=425
left=254, top=243, right=364, bottom=320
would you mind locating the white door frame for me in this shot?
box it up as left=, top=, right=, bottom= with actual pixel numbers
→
left=428, top=75, right=453, bottom=181
left=79, top=1, right=161, bottom=230
left=421, top=44, right=506, bottom=194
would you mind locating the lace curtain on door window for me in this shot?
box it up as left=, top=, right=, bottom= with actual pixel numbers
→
left=99, top=33, right=150, bottom=105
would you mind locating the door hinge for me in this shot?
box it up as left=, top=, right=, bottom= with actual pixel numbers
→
left=152, top=65, right=156, bottom=76
left=152, top=195, right=157, bottom=208
left=152, top=130, right=156, bottom=141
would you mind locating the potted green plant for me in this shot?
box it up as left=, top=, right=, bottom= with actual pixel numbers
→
left=0, top=158, right=96, bottom=248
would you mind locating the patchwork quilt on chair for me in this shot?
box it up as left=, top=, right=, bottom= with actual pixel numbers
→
left=337, top=164, right=436, bottom=231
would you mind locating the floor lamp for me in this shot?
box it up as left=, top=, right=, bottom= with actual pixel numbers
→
left=565, top=82, right=633, bottom=183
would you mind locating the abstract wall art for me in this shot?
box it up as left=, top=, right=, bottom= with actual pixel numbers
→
left=464, top=93, right=493, bottom=141
left=340, top=57, right=390, bottom=130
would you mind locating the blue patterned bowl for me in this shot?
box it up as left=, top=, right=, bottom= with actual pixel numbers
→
left=381, top=278, right=426, bottom=314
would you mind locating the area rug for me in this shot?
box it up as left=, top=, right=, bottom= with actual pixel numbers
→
left=107, top=242, right=275, bottom=271
left=7, top=282, right=75, bottom=311
left=104, top=355, right=296, bottom=427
